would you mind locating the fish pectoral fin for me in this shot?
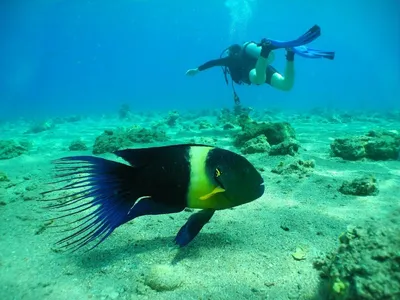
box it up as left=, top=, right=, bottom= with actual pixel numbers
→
left=199, top=186, right=226, bottom=200
left=174, top=209, right=216, bottom=247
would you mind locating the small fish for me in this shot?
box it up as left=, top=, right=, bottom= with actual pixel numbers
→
left=41, top=144, right=265, bottom=252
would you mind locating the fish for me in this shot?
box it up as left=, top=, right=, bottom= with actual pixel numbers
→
left=41, top=144, right=265, bottom=252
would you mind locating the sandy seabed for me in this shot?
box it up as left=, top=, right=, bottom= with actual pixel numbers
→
left=0, top=109, right=399, bottom=300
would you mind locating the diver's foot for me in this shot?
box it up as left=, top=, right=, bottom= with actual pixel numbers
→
left=286, top=48, right=295, bottom=61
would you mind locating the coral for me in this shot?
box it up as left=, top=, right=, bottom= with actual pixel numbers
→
left=69, top=140, right=88, bottom=151
left=0, top=140, right=29, bottom=160
left=338, top=175, right=379, bottom=196
left=331, top=130, right=400, bottom=161
left=314, top=211, right=400, bottom=299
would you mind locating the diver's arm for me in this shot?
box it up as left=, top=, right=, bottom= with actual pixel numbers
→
left=186, top=57, right=231, bottom=76
left=197, top=57, right=231, bottom=71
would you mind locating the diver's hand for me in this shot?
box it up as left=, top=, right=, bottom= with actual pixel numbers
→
left=258, top=38, right=278, bottom=50
left=258, top=38, right=278, bottom=58
left=186, top=68, right=199, bottom=76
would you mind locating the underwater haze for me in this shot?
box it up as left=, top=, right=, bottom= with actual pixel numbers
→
left=1, top=1, right=400, bottom=300
left=0, top=0, right=399, bottom=119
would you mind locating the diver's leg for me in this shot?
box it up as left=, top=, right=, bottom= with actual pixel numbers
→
left=270, top=50, right=295, bottom=91
left=244, top=42, right=275, bottom=64
left=249, top=43, right=276, bottom=85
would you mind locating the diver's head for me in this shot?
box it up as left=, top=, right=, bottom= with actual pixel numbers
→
left=227, top=44, right=242, bottom=57
left=206, top=148, right=265, bottom=208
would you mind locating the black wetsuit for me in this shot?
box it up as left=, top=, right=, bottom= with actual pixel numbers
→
left=197, top=54, right=278, bottom=85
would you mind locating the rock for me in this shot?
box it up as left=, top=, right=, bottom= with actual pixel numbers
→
left=0, top=172, right=9, bottom=182
left=25, top=120, right=54, bottom=134
left=126, top=126, right=168, bottom=144
left=222, top=123, right=235, bottom=130
left=217, top=105, right=252, bottom=127
left=241, top=135, right=271, bottom=154
left=331, top=130, right=400, bottom=161
left=234, top=121, right=296, bottom=147
left=364, top=130, right=400, bottom=160
left=119, top=103, right=132, bottom=120
left=93, top=129, right=130, bottom=155
left=25, top=183, right=38, bottom=191
left=0, top=140, right=29, bottom=160
left=69, top=140, right=88, bottom=151
left=189, top=137, right=217, bottom=145
left=217, top=108, right=237, bottom=125
left=92, top=127, right=168, bottom=155
left=314, top=211, right=400, bottom=300
left=292, top=246, right=307, bottom=261
left=271, top=158, right=315, bottom=178
left=339, top=175, right=379, bottom=196
left=331, top=137, right=367, bottom=160
left=23, top=191, right=42, bottom=201
left=166, top=111, right=179, bottom=127
left=269, top=138, right=300, bottom=156
left=197, top=120, right=213, bottom=130
left=143, top=264, right=183, bottom=292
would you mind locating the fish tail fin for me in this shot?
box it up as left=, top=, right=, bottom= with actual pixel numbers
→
left=41, top=156, right=140, bottom=253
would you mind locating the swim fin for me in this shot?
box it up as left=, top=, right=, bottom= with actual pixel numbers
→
left=292, top=45, right=335, bottom=60
left=265, top=25, right=321, bottom=49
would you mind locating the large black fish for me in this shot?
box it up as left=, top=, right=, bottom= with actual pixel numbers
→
left=42, top=144, right=265, bottom=251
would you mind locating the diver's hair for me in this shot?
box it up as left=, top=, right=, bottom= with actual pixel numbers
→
left=228, top=44, right=242, bottom=57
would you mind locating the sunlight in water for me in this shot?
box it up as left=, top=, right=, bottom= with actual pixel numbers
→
left=224, top=0, right=257, bottom=41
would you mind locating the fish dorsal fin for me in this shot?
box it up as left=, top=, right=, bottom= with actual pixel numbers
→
left=114, top=148, right=159, bottom=167
left=199, top=186, right=226, bottom=200
left=114, top=144, right=213, bottom=167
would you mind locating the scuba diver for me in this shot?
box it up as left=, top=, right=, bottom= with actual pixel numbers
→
left=185, top=25, right=335, bottom=104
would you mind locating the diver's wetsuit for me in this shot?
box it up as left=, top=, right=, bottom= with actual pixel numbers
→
left=197, top=55, right=277, bottom=85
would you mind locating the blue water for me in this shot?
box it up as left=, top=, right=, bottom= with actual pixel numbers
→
left=0, top=0, right=399, bottom=120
